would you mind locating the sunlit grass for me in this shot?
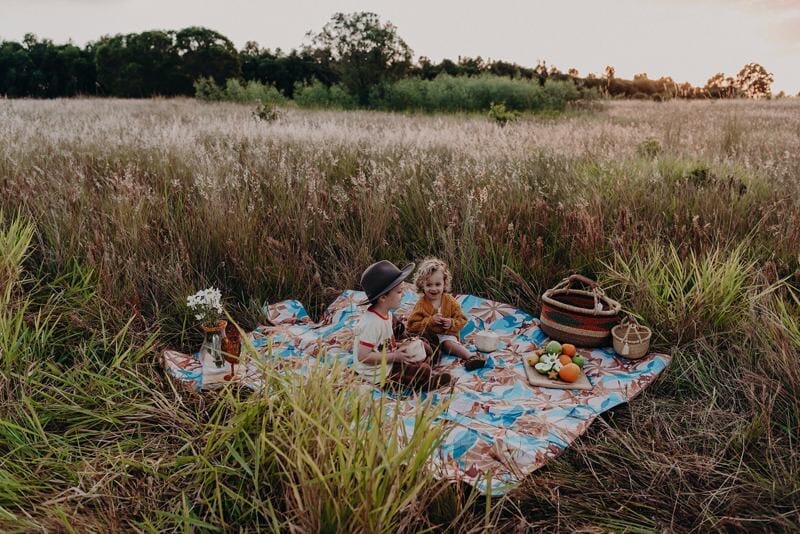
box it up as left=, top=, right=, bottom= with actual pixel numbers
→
left=0, top=98, right=798, bottom=530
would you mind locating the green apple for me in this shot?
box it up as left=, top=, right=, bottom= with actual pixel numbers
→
left=572, top=354, right=587, bottom=368
left=546, top=341, right=562, bottom=354
left=535, top=362, right=552, bottom=375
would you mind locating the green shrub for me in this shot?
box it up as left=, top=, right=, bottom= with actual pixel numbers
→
left=224, top=79, right=286, bottom=104
left=684, top=163, right=713, bottom=186
left=194, top=77, right=286, bottom=104
left=294, top=81, right=357, bottom=109
left=377, top=74, right=581, bottom=113
left=253, top=102, right=282, bottom=122
left=488, top=102, right=519, bottom=126
left=602, top=243, right=757, bottom=343
left=637, top=138, right=662, bottom=158
left=193, top=76, right=223, bottom=101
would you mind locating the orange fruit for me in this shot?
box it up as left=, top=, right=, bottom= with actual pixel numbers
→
left=558, top=354, right=573, bottom=366
left=562, top=344, right=577, bottom=357
left=558, top=363, right=581, bottom=383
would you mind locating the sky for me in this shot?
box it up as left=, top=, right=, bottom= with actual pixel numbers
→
left=2, top=0, right=799, bottom=94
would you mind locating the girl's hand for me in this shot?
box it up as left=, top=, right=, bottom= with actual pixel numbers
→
left=432, top=314, right=444, bottom=326
left=441, top=318, right=453, bottom=329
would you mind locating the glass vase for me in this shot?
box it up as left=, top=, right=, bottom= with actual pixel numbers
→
left=201, top=320, right=227, bottom=368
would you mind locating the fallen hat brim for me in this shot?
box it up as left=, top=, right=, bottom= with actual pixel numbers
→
left=357, top=262, right=415, bottom=306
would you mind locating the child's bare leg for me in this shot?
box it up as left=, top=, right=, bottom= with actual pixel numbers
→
left=442, top=340, right=472, bottom=360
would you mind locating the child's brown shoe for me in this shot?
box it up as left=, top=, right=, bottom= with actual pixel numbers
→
left=464, top=355, right=487, bottom=371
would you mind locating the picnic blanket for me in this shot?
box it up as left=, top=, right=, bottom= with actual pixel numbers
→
left=163, top=285, right=671, bottom=495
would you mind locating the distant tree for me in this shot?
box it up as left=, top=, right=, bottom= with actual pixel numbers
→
left=735, top=62, right=773, bottom=98
left=415, top=55, right=439, bottom=79
left=438, top=58, right=460, bottom=76
left=0, top=41, right=32, bottom=96
left=633, top=72, right=648, bottom=81
left=704, top=72, right=738, bottom=98
left=306, top=12, right=412, bottom=105
left=534, top=60, right=548, bottom=86
left=568, top=68, right=579, bottom=77
left=704, top=72, right=724, bottom=94
left=488, top=59, right=519, bottom=78
left=677, top=82, right=695, bottom=98
left=457, top=56, right=485, bottom=76
left=655, top=75, right=678, bottom=98
left=0, top=33, right=96, bottom=97
left=604, top=65, right=615, bottom=80
left=175, top=27, right=240, bottom=90
left=242, top=40, right=261, bottom=56
left=240, top=46, right=334, bottom=97
left=95, top=31, right=183, bottom=96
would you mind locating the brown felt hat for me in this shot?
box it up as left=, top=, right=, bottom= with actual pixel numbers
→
left=358, top=260, right=415, bottom=306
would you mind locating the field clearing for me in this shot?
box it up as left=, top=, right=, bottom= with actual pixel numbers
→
left=0, top=97, right=799, bottom=531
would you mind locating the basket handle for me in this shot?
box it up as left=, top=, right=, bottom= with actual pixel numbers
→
left=620, top=315, right=644, bottom=343
left=552, top=274, right=600, bottom=291
left=569, top=274, right=607, bottom=312
left=551, top=274, right=610, bottom=314
left=567, top=274, right=599, bottom=289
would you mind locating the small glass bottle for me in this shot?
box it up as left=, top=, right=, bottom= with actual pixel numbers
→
left=201, top=320, right=227, bottom=368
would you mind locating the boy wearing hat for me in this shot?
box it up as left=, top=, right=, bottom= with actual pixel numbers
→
left=354, top=260, right=451, bottom=389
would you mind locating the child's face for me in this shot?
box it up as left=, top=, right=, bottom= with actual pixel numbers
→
left=423, top=270, right=445, bottom=301
left=382, top=284, right=404, bottom=310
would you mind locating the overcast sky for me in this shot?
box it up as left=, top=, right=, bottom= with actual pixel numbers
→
left=2, top=0, right=799, bottom=93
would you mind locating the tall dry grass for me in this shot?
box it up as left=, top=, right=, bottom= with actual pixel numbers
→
left=0, top=97, right=798, bottom=531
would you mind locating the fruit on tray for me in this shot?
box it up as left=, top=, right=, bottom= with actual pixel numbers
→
left=545, top=341, right=562, bottom=354
left=528, top=343, right=587, bottom=382
left=534, top=352, right=562, bottom=374
left=558, top=363, right=581, bottom=382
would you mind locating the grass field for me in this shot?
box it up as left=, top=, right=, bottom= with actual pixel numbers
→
left=0, top=97, right=798, bottom=532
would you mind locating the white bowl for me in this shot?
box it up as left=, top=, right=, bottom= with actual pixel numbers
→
left=475, top=331, right=500, bottom=353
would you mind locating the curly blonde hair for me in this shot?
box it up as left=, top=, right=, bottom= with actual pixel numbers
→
left=413, top=257, right=452, bottom=294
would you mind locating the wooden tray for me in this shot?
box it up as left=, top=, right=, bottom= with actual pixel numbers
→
left=523, top=359, right=594, bottom=390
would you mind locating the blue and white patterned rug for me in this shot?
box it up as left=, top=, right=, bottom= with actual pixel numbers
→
left=164, top=284, right=671, bottom=494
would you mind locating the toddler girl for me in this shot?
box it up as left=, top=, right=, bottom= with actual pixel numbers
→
left=406, top=258, right=485, bottom=370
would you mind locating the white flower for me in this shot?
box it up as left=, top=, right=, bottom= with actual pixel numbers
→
left=187, top=287, right=224, bottom=325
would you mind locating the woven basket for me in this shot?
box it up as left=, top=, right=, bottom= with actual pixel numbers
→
left=540, top=274, right=621, bottom=347
left=612, top=316, right=652, bottom=360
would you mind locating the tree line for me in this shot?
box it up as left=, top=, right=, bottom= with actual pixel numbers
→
left=0, top=12, right=781, bottom=101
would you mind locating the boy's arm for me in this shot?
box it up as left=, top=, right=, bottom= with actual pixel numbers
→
left=355, top=318, right=408, bottom=364
left=357, top=342, right=407, bottom=365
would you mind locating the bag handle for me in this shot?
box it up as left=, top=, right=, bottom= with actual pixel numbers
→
left=552, top=274, right=600, bottom=291
left=561, top=274, right=605, bottom=311
left=620, top=315, right=645, bottom=343
left=548, top=274, right=621, bottom=316
left=568, top=274, right=599, bottom=289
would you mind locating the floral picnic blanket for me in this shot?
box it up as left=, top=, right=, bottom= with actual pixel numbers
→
left=163, top=285, right=671, bottom=495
